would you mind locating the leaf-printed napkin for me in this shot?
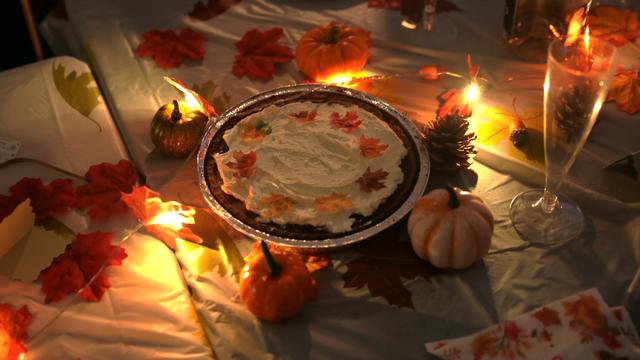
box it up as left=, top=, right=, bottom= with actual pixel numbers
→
left=426, top=289, right=640, bottom=359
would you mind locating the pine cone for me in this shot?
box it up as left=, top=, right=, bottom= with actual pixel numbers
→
left=424, top=114, right=477, bottom=171
left=555, top=84, right=591, bottom=143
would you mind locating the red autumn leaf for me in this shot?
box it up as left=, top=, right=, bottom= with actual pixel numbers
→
left=188, top=0, right=241, bottom=21
left=359, top=136, right=389, bottom=158
left=85, top=160, right=137, bottom=193
left=356, top=168, right=389, bottom=193
left=606, top=68, right=640, bottom=115
left=342, top=233, right=442, bottom=309
left=0, top=303, right=31, bottom=360
left=330, top=111, right=362, bottom=133
left=226, top=150, right=257, bottom=178
left=135, top=28, right=207, bottom=70
left=532, top=307, right=561, bottom=327
left=503, top=321, right=523, bottom=342
left=314, top=193, right=353, bottom=212
left=232, top=27, right=294, bottom=81
left=76, top=160, right=138, bottom=220
left=436, top=88, right=472, bottom=119
left=288, top=110, right=317, bottom=124
left=121, top=186, right=202, bottom=250
left=2, top=177, right=76, bottom=221
left=38, top=232, right=127, bottom=303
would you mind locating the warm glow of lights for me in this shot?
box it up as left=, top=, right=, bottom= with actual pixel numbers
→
left=146, top=198, right=196, bottom=232
left=549, top=24, right=562, bottom=40
left=316, top=71, right=371, bottom=88
left=18, top=353, right=25, bottom=360
left=565, top=8, right=585, bottom=46
left=163, top=76, right=203, bottom=112
left=400, top=20, right=417, bottom=30
left=464, top=82, right=481, bottom=104
left=584, top=26, right=590, bottom=53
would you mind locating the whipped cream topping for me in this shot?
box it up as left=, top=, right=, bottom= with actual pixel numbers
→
left=214, top=101, right=407, bottom=233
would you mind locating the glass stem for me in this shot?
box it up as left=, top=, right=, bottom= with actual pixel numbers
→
left=541, top=188, right=558, bottom=213
left=541, top=171, right=564, bottom=213
left=423, top=0, right=437, bottom=31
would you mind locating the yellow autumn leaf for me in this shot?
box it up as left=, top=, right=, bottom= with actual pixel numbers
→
left=52, top=62, right=102, bottom=131
left=606, top=69, right=640, bottom=115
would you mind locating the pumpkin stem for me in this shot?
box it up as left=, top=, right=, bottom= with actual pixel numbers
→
left=445, top=186, right=461, bottom=209
left=260, top=240, right=282, bottom=277
left=170, top=100, right=182, bottom=122
left=325, top=25, right=341, bottom=45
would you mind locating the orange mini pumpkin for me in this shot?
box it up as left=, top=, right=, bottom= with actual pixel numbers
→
left=295, top=21, right=371, bottom=81
left=239, top=241, right=317, bottom=322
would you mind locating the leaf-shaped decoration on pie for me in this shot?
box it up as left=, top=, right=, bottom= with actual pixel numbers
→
left=356, top=168, right=388, bottom=193
left=288, top=110, right=317, bottom=124
left=240, top=119, right=272, bottom=142
left=330, top=111, right=362, bottom=133
left=359, top=136, right=389, bottom=158
left=260, top=194, right=296, bottom=217
left=314, top=193, right=353, bottom=212
left=225, top=150, right=257, bottom=178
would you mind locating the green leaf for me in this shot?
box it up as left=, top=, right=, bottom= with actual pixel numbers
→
left=180, top=208, right=245, bottom=280
left=35, top=218, right=76, bottom=239
left=52, top=62, right=102, bottom=132
left=192, top=80, right=230, bottom=114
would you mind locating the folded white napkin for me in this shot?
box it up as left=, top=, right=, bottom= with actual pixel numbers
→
left=426, top=289, right=640, bottom=359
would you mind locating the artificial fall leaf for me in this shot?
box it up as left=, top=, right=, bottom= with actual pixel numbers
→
left=232, top=27, right=294, bottom=81
left=75, top=160, right=138, bottom=220
left=288, top=110, right=317, bottom=124
left=341, top=231, right=441, bottom=309
left=225, top=150, right=257, bottom=178
left=38, top=232, right=127, bottom=303
left=0, top=178, right=76, bottom=221
left=240, top=119, right=271, bottom=142
left=606, top=69, right=640, bottom=115
left=121, top=186, right=202, bottom=250
left=52, top=62, right=102, bottom=132
left=356, top=168, right=389, bottom=193
left=135, top=27, right=207, bottom=70
left=259, top=194, right=296, bottom=217
left=330, top=111, right=362, bottom=133
left=359, top=136, right=389, bottom=158
left=437, top=88, right=472, bottom=119
left=588, top=5, right=639, bottom=47
left=0, top=303, right=31, bottom=360
left=191, top=79, right=230, bottom=115
left=188, top=0, right=241, bottom=21
left=314, top=193, right=353, bottom=212
left=532, top=307, right=561, bottom=327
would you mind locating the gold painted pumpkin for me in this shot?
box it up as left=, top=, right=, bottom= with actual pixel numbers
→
left=295, top=21, right=371, bottom=81
left=408, top=186, right=494, bottom=269
left=151, top=100, right=208, bottom=157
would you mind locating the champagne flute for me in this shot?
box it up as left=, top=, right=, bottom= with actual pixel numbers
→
left=509, top=35, right=617, bottom=244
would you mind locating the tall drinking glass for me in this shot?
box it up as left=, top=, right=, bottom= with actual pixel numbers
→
left=509, top=35, right=616, bottom=243
left=400, top=0, right=457, bottom=44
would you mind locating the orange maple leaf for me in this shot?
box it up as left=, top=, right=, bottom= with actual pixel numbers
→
left=606, top=69, right=640, bottom=115
left=121, top=186, right=202, bottom=250
left=314, top=193, right=353, bottom=212
left=359, top=136, right=389, bottom=158
left=588, top=5, right=639, bottom=47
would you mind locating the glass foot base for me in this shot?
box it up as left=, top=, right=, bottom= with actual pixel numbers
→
left=509, top=189, right=584, bottom=245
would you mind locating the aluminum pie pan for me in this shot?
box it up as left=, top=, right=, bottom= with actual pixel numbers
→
left=196, top=84, right=429, bottom=250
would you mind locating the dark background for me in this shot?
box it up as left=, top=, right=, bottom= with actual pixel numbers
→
left=2, top=0, right=59, bottom=71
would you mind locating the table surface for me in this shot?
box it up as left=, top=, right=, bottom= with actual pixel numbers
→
left=47, top=0, right=640, bottom=358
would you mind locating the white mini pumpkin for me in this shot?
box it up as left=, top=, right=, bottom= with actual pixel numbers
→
left=407, top=186, right=494, bottom=269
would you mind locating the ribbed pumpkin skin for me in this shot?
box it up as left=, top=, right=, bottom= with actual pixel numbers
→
left=239, top=247, right=317, bottom=322
left=407, top=187, right=494, bottom=269
left=295, top=22, right=370, bottom=81
left=151, top=102, right=208, bottom=157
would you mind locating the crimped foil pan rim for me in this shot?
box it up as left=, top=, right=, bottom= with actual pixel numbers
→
left=197, top=84, right=429, bottom=250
